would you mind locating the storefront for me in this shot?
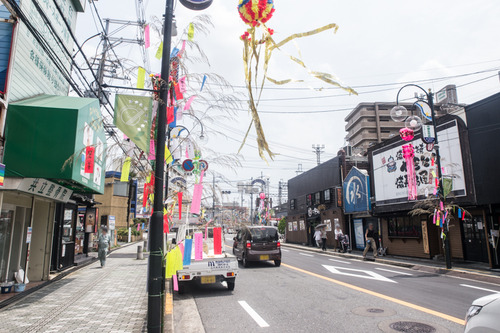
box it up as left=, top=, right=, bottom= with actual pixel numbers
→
left=369, top=115, right=477, bottom=261
left=0, top=95, right=107, bottom=283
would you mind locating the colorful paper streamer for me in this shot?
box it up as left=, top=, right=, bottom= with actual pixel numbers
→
left=183, top=238, right=192, bottom=266
left=188, top=23, right=194, bottom=41
left=213, top=227, right=222, bottom=255
left=155, top=42, right=163, bottom=60
left=120, top=157, right=132, bottom=182
left=194, top=232, right=203, bottom=261
left=144, top=24, right=150, bottom=49
left=137, top=67, right=146, bottom=89
left=84, top=146, right=95, bottom=173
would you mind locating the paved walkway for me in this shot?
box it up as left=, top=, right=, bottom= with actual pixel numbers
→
left=0, top=244, right=148, bottom=333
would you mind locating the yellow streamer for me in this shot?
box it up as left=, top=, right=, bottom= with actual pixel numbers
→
left=188, top=23, right=194, bottom=41
left=155, top=42, right=163, bottom=60
left=137, top=67, right=146, bottom=89
left=120, top=157, right=131, bottom=182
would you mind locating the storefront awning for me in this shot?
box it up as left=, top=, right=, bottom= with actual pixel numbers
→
left=3, top=95, right=107, bottom=194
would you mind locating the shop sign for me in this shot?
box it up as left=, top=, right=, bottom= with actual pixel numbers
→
left=343, top=167, right=371, bottom=214
left=371, top=120, right=466, bottom=206
left=26, top=227, right=32, bottom=244
left=17, top=178, right=73, bottom=203
left=109, top=216, right=116, bottom=230
left=307, top=206, right=320, bottom=218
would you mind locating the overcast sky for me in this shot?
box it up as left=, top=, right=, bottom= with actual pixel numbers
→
left=75, top=0, right=500, bottom=207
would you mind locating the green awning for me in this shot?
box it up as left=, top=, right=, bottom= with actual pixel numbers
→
left=3, top=95, right=107, bottom=194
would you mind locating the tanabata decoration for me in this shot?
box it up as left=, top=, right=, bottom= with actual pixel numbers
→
left=178, top=192, right=183, bottom=220
left=400, top=127, right=415, bottom=141
left=84, top=146, right=95, bottom=173
left=137, top=67, right=146, bottom=89
left=237, top=0, right=357, bottom=160
left=120, top=157, right=132, bottom=182
left=402, top=144, right=417, bottom=200
left=194, top=232, right=203, bottom=261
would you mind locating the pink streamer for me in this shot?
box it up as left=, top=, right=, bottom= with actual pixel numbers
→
left=176, top=108, right=183, bottom=121
left=173, top=274, right=179, bottom=291
left=178, top=243, right=185, bottom=260
left=148, top=139, right=155, bottom=160
left=190, top=184, right=203, bottom=215
left=184, top=95, right=196, bottom=111
left=144, top=24, right=150, bottom=49
left=179, top=40, right=186, bottom=58
left=194, top=232, right=203, bottom=261
left=433, top=210, right=437, bottom=225
left=179, top=76, right=187, bottom=93
left=440, top=201, right=444, bottom=211
left=402, top=144, right=417, bottom=200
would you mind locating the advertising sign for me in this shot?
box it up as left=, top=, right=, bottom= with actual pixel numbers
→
left=343, top=167, right=371, bottom=214
left=109, top=216, right=116, bottom=230
left=8, top=0, right=78, bottom=102
left=353, top=219, right=365, bottom=250
left=26, top=227, right=32, bottom=244
left=371, top=120, right=466, bottom=206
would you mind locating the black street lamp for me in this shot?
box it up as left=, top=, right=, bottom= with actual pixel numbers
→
left=148, top=0, right=212, bottom=331
left=393, top=84, right=452, bottom=270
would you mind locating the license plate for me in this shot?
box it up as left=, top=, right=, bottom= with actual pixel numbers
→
left=200, top=276, right=216, bottom=284
left=260, top=255, right=270, bottom=260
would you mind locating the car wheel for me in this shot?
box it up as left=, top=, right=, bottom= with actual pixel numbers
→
left=242, top=254, right=249, bottom=268
left=274, top=260, right=281, bottom=267
left=226, top=278, right=235, bottom=291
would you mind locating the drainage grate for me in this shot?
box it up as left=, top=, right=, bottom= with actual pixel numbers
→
left=367, top=308, right=385, bottom=313
left=389, top=321, right=436, bottom=333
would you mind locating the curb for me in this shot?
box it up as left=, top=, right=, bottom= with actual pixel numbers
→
left=0, top=240, right=143, bottom=310
left=164, top=278, right=174, bottom=333
left=282, top=243, right=500, bottom=284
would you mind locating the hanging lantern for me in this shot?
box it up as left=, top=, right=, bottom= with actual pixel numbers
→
left=400, top=127, right=414, bottom=141
left=238, top=0, right=275, bottom=27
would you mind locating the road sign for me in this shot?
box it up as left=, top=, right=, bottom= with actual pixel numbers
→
left=436, top=89, right=447, bottom=103
left=422, top=125, right=435, bottom=144
left=109, top=216, right=116, bottom=230
left=199, top=160, right=209, bottom=172
left=182, top=159, right=194, bottom=172
left=26, top=227, right=32, bottom=244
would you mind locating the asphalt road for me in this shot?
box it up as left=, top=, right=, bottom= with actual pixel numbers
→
left=173, top=236, right=500, bottom=333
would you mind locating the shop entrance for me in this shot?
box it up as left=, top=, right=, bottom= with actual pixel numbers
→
left=463, top=216, right=489, bottom=263
left=307, top=217, right=320, bottom=246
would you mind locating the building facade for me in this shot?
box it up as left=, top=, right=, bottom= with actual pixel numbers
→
left=286, top=155, right=366, bottom=247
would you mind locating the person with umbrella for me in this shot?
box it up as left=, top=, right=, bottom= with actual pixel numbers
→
left=313, top=227, right=322, bottom=248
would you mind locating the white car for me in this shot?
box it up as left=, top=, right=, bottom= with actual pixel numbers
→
left=465, top=293, right=500, bottom=332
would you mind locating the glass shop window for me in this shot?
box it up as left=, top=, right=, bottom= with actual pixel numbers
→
left=387, top=216, right=422, bottom=238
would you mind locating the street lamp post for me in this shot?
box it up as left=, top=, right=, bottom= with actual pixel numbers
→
left=394, top=84, right=451, bottom=270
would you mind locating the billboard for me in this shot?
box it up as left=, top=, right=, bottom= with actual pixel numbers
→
left=371, top=120, right=466, bottom=206
left=343, top=167, right=371, bottom=213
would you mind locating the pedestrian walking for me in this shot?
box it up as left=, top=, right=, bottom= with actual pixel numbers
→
left=334, top=225, right=343, bottom=252
left=320, top=227, right=327, bottom=251
left=98, top=226, right=111, bottom=267
left=363, top=223, right=378, bottom=259
left=314, top=229, right=322, bottom=248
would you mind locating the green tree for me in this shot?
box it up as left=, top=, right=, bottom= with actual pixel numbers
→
left=278, top=217, right=286, bottom=234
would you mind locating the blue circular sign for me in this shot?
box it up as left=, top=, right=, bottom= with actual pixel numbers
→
left=182, top=159, right=194, bottom=172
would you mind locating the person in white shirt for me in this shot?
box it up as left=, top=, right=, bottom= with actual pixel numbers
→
left=334, top=225, right=343, bottom=252
left=314, top=229, right=322, bottom=248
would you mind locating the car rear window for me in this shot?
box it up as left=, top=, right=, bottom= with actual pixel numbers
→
left=249, top=228, right=278, bottom=242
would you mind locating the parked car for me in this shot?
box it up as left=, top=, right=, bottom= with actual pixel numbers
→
left=465, top=293, right=500, bottom=332
left=232, top=226, right=281, bottom=267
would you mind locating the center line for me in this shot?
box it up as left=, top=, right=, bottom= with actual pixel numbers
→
left=329, top=258, right=350, bottom=264
left=299, top=253, right=314, bottom=257
left=460, top=284, right=500, bottom=293
left=376, top=268, right=413, bottom=276
left=238, top=301, right=270, bottom=328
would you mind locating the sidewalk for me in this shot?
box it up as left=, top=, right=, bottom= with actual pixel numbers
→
left=282, top=242, right=500, bottom=284
left=0, top=243, right=148, bottom=333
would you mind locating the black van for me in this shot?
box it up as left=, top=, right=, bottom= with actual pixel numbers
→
left=233, top=226, right=281, bottom=267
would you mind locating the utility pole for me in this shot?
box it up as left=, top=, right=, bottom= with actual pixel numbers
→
left=95, top=19, right=109, bottom=103
left=296, top=164, right=303, bottom=175
left=148, top=0, right=173, bottom=331
left=312, top=144, right=325, bottom=166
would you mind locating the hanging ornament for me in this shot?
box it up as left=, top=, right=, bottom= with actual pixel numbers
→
left=405, top=115, right=423, bottom=131
left=237, top=1, right=356, bottom=160
left=238, top=0, right=275, bottom=27
left=402, top=144, right=418, bottom=200
left=390, top=105, right=409, bottom=122
left=400, top=127, right=415, bottom=141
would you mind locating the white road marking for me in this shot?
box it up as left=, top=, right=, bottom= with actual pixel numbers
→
left=299, top=253, right=314, bottom=257
left=322, top=265, right=397, bottom=283
left=238, top=301, right=270, bottom=328
left=329, top=258, right=351, bottom=264
left=460, top=284, right=500, bottom=294
left=375, top=268, right=413, bottom=276
left=281, top=249, right=290, bottom=252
